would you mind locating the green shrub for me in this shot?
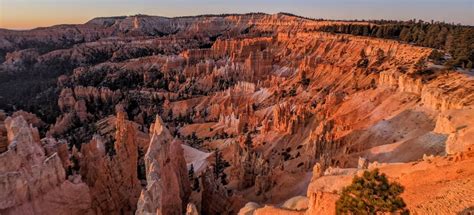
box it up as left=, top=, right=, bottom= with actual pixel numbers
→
left=336, top=169, right=409, bottom=215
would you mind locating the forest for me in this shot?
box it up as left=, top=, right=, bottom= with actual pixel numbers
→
left=318, top=20, right=474, bottom=69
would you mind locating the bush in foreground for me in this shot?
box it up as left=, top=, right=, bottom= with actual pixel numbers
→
left=336, top=169, right=409, bottom=215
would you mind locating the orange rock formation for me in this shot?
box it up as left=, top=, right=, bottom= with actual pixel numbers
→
left=0, top=12, right=473, bottom=215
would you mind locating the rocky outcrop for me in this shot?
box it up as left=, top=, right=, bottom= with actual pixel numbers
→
left=11, top=111, right=46, bottom=130
left=238, top=202, right=262, bottom=215
left=136, top=115, right=191, bottom=215
left=2, top=49, right=39, bottom=70
left=0, top=115, right=92, bottom=215
left=434, top=109, right=474, bottom=154
left=420, top=73, right=474, bottom=111
left=379, top=71, right=423, bottom=94
left=379, top=71, right=474, bottom=112
left=281, top=196, right=309, bottom=211
left=305, top=191, right=338, bottom=215
left=201, top=168, right=236, bottom=215
left=185, top=203, right=199, bottom=215
left=272, top=103, right=310, bottom=134
left=244, top=50, right=273, bottom=81
left=78, top=111, right=145, bottom=214
left=212, top=37, right=273, bottom=61
left=235, top=145, right=273, bottom=194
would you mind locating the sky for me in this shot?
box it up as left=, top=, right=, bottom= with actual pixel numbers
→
left=1, top=0, right=473, bottom=29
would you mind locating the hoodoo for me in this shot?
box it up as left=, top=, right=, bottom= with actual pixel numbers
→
left=1, top=11, right=473, bottom=215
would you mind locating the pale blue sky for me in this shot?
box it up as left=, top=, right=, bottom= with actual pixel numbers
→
left=1, top=0, right=473, bottom=29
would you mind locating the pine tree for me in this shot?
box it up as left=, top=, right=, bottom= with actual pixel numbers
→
left=375, top=28, right=384, bottom=38
left=299, top=71, right=310, bottom=87
left=214, top=149, right=229, bottom=185
left=188, top=164, right=200, bottom=191
left=336, top=169, right=408, bottom=215
left=244, top=133, right=253, bottom=150
left=188, top=164, right=195, bottom=180
left=362, top=26, right=370, bottom=36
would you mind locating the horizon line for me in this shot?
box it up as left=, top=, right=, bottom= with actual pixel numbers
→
left=1, top=12, right=472, bottom=31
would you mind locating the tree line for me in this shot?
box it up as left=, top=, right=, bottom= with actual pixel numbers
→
left=318, top=20, right=474, bottom=69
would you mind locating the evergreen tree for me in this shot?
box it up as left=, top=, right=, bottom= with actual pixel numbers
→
left=188, top=164, right=200, bottom=191
left=214, top=149, right=230, bottom=185
left=188, top=164, right=195, bottom=180
left=244, top=133, right=253, bottom=150
left=299, top=71, right=311, bottom=87
left=336, top=169, right=408, bottom=215
left=362, top=26, right=370, bottom=36
left=289, top=85, right=297, bottom=97
left=375, top=28, right=384, bottom=38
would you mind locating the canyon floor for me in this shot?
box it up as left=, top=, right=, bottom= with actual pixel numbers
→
left=0, top=13, right=473, bottom=215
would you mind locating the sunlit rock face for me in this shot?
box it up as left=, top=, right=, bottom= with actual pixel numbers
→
left=1, top=12, right=474, bottom=215
left=78, top=111, right=148, bottom=214
left=0, top=115, right=93, bottom=215
left=136, top=115, right=191, bottom=215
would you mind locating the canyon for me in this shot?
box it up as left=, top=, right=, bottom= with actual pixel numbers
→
left=0, top=13, right=473, bottom=214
